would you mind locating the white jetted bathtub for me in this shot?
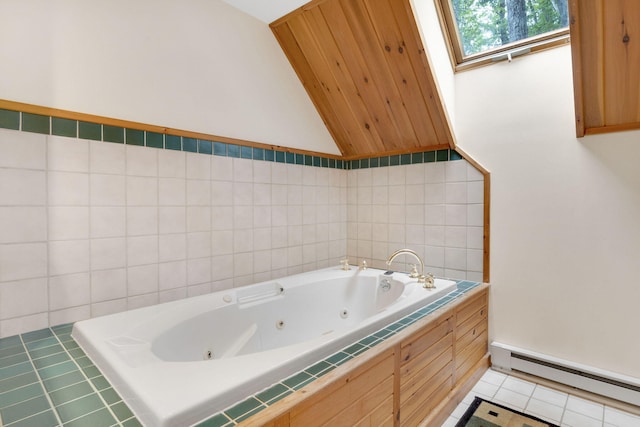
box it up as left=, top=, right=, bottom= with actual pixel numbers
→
left=72, top=266, right=457, bottom=427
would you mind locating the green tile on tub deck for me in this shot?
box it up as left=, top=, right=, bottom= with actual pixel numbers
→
left=146, top=131, right=164, bottom=148
left=225, top=397, right=265, bottom=423
left=21, top=112, right=50, bottom=134
left=126, top=128, right=144, bottom=146
left=63, top=407, right=117, bottom=427
left=51, top=117, right=77, bottom=137
left=304, top=360, right=333, bottom=377
left=0, top=352, right=29, bottom=368
left=282, top=371, right=314, bottom=390
left=197, top=412, right=234, bottom=427
left=48, top=381, right=93, bottom=406
left=0, top=345, right=25, bottom=360
left=28, top=343, right=64, bottom=360
left=255, top=383, right=291, bottom=405
left=90, top=375, right=111, bottom=391
left=122, top=417, right=144, bottom=427
left=7, top=409, right=59, bottom=427
left=78, top=121, right=101, bottom=141
left=0, top=395, right=51, bottom=424
left=42, top=370, right=85, bottom=393
left=37, top=360, right=78, bottom=380
left=0, top=361, right=33, bottom=382
left=99, top=388, right=121, bottom=405
left=103, top=125, right=124, bottom=143
left=0, top=335, right=22, bottom=350
left=55, top=392, right=104, bottom=423
left=21, top=328, right=53, bottom=343
left=0, top=372, right=38, bottom=393
left=111, top=400, right=134, bottom=421
left=0, top=382, right=44, bottom=410
left=32, top=351, right=70, bottom=369
left=0, top=108, right=20, bottom=130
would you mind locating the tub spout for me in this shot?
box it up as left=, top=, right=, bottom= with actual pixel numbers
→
left=386, top=249, right=435, bottom=288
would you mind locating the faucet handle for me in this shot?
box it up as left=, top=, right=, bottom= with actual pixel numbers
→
left=409, top=264, right=420, bottom=278
left=340, top=259, right=350, bottom=271
left=422, top=272, right=435, bottom=289
left=359, top=260, right=367, bottom=270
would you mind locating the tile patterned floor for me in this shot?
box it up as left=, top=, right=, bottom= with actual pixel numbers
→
left=443, top=369, right=640, bottom=427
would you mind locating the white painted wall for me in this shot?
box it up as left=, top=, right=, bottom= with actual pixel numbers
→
left=454, top=45, right=640, bottom=379
left=0, top=0, right=339, bottom=155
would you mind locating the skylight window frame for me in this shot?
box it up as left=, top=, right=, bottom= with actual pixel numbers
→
left=434, top=0, right=571, bottom=71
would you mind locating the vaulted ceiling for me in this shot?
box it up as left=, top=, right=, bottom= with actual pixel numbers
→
left=270, top=0, right=455, bottom=158
left=266, top=0, right=640, bottom=158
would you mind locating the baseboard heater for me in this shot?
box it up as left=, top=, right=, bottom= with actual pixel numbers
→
left=490, top=342, right=640, bottom=406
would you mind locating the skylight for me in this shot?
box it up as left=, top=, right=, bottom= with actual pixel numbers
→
left=436, top=0, right=570, bottom=70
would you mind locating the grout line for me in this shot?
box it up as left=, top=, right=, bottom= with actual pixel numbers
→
left=17, top=333, right=64, bottom=427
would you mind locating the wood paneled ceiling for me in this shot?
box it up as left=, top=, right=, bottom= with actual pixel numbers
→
left=569, top=0, right=640, bottom=137
left=270, top=0, right=455, bottom=158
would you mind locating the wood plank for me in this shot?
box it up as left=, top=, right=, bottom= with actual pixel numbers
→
left=322, top=0, right=417, bottom=148
left=603, top=0, right=640, bottom=125
left=388, top=0, right=456, bottom=148
left=322, top=376, right=394, bottom=426
left=456, top=302, right=487, bottom=339
left=290, top=352, right=394, bottom=425
left=455, top=329, right=488, bottom=373
left=303, top=5, right=387, bottom=153
left=456, top=318, right=488, bottom=352
left=400, top=333, right=453, bottom=385
left=400, top=343, right=453, bottom=405
left=400, top=359, right=454, bottom=424
left=455, top=293, right=487, bottom=328
left=400, top=314, right=453, bottom=364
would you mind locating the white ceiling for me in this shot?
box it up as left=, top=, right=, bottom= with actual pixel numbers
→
left=221, top=0, right=309, bottom=23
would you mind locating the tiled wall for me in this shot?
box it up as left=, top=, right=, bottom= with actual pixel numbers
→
left=347, top=158, right=484, bottom=281
left=0, top=125, right=347, bottom=337
left=0, top=108, right=485, bottom=338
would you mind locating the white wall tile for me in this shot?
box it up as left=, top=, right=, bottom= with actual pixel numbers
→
left=445, top=226, right=467, bottom=248
left=212, top=156, right=233, bottom=181
left=128, top=293, right=159, bottom=310
left=159, top=261, right=186, bottom=290
left=127, top=207, right=158, bottom=236
left=187, top=257, right=212, bottom=285
left=211, top=255, right=233, bottom=280
left=186, top=153, right=210, bottom=180
left=445, top=247, right=467, bottom=271
left=0, top=207, right=47, bottom=243
left=468, top=204, right=484, bottom=227
left=446, top=204, right=467, bottom=226
left=287, top=164, right=302, bottom=185
left=90, top=141, right=125, bottom=175
left=233, top=158, right=254, bottom=183
left=425, top=162, right=444, bottom=183
left=271, top=163, right=287, bottom=184
left=187, top=206, right=211, bottom=232
left=212, top=206, right=234, bottom=231
left=445, top=160, right=467, bottom=182
left=0, top=313, right=49, bottom=337
left=212, top=181, right=234, bottom=206
left=159, top=288, right=187, bottom=304
left=91, top=238, right=126, bottom=270
left=0, top=129, right=46, bottom=169
left=159, top=207, right=186, bottom=234
left=90, top=174, right=125, bottom=206
left=158, top=149, right=185, bottom=178
left=188, top=231, right=211, bottom=258
left=0, top=169, right=46, bottom=206
left=49, top=272, right=90, bottom=310
left=388, top=166, right=405, bottom=185
left=126, top=176, right=158, bottom=206
left=127, top=264, right=158, bottom=296
left=467, top=180, right=484, bottom=203
left=159, top=233, right=187, bottom=262
left=406, top=164, right=425, bottom=184
left=187, top=180, right=210, bottom=206
left=90, top=207, right=126, bottom=238
left=0, top=243, right=47, bottom=282
left=446, top=182, right=467, bottom=204
left=49, top=240, right=90, bottom=276
left=91, top=268, right=127, bottom=302
left=91, top=299, right=127, bottom=317
left=0, top=278, right=48, bottom=319
left=253, top=161, right=271, bottom=183
left=126, top=145, right=157, bottom=177
left=48, top=207, right=89, bottom=240
left=48, top=136, right=88, bottom=172
left=127, top=235, right=159, bottom=266
left=48, top=171, right=89, bottom=206
left=159, top=177, right=186, bottom=206
left=49, top=305, right=90, bottom=326
left=467, top=226, right=484, bottom=249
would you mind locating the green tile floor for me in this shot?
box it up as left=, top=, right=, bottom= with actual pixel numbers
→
left=0, top=281, right=480, bottom=427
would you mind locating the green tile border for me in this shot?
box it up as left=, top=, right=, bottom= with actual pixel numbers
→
left=0, top=107, right=466, bottom=171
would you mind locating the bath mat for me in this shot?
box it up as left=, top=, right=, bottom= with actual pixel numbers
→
left=456, top=396, right=559, bottom=427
